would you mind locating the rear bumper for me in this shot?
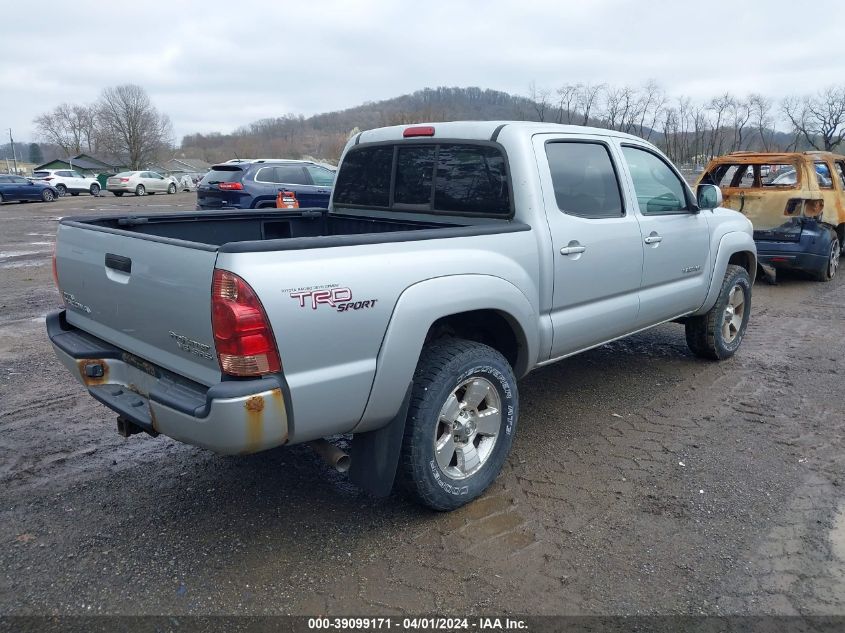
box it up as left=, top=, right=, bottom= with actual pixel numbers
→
left=47, top=310, right=289, bottom=454
left=755, top=225, right=834, bottom=274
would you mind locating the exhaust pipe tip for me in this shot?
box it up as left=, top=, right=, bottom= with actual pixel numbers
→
left=308, top=439, right=350, bottom=473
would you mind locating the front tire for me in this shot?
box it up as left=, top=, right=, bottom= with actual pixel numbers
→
left=55, top=184, right=67, bottom=197
left=135, top=185, right=145, bottom=196
left=685, top=264, right=751, bottom=360
left=167, top=183, right=176, bottom=194
left=399, top=339, right=518, bottom=511
left=90, top=184, right=100, bottom=196
left=40, top=189, right=55, bottom=202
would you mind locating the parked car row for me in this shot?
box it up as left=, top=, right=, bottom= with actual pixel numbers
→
left=0, top=174, right=58, bottom=203
left=33, top=169, right=101, bottom=196
left=107, top=171, right=178, bottom=196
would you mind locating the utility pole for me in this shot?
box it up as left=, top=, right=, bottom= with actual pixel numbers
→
left=8, top=129, right=18, bottom=174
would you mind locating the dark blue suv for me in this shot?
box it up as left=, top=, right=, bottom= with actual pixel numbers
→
left=196, top=160, right=335, bottom=210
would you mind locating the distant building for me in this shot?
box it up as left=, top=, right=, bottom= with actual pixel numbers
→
left=163, top=158, right=211, bottom=178
left=34, top=153, right=129, bottom=177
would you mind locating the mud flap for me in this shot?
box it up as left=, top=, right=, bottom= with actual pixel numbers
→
left=758, top=262, right=777, bottom=285
left=349, top=383, right=412, bottom=497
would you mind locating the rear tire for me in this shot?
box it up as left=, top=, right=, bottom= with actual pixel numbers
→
left=398, top=339, right=518, bottom=511
left=135, top=185, right=145, bottom=196
left=813, top=236, right=840, bottom=282
left=685, top=264, right=751, bottom=360
left=0, top=192, right=4, bottom=203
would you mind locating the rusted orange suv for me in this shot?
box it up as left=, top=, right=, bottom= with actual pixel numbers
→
left=697, top=152, right=845, bottom=281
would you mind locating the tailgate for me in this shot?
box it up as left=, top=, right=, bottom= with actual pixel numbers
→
left=55, top=222, right=221, bottom=386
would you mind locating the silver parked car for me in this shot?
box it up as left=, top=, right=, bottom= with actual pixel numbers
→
left=106, top=171, right=178, bottom=196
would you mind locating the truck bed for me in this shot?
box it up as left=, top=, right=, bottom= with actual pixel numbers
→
left=68, top=209, right=478, bottom=251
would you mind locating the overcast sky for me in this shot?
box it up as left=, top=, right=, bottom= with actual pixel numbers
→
left=2, top=0, right=844, bottom=144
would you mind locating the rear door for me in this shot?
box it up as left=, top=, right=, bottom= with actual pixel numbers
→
left=534, top=134, right=644, bottom=358
left=304, top=164, right=334, bottom=208
left=267, top=164, right=323, bottom=208
left=618, top=144, right=711, bottom=326
left=55, top=223, right=221, bottom=385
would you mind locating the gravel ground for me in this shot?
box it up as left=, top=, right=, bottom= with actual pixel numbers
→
left=0, top=193, right=843, bottom=616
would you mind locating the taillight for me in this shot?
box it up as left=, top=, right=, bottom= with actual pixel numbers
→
left=52, top=247, right=60, bottom=292
left=218, top=182, right=244, bottom=191
left=120, top=178, right=129, bottom=182
left=211, top=269, right=280, bottom=376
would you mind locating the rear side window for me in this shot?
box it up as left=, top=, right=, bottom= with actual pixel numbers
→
left=334, top=143, right=510, bottom=216
left=305, top=164, right=335, bottom=187
left=545, top=142, right=623, bottom=218
left=201, top=168, right=243, bottom=185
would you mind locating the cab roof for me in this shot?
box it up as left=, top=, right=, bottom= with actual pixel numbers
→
left=355, top=121, right=649, bottom=145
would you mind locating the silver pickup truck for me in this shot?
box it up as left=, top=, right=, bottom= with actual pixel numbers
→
left=48, top=122, right=757, bottom=510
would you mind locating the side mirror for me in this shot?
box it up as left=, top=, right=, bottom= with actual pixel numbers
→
left=696, top=183, right=722, bottom=210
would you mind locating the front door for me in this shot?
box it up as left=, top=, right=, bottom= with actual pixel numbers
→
left=534, top=135, right=644, bottom=359
left=618, top=144, right=712, bottom=326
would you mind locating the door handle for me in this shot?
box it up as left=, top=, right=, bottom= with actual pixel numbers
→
left=560, top=245, right=586, bottom=255
left=644, top=234, right=663, bottom=244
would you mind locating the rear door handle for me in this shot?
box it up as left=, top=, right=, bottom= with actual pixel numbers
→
left=560, top=245, right=586, bottom=255
left=644, top=234, right=663, bottom=244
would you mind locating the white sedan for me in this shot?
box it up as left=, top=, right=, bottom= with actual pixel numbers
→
left=106, top=171, right=178, bottom=196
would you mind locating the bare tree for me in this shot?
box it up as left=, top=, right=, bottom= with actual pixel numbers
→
left=555, top=84, right=579, bottom=124
left=748, top=94, right=774, bottom=151
left=578, top=83, right=605, bottom=126
left=96, top=84, right=174, bottom=169
left=33, top=103, right=98, bottom=156
left=528, top=82, right=551, bottom=122
left=782, top=86, right=845, bottom=151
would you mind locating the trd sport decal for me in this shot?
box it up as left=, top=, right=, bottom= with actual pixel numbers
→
left=284, top=285, right=378, bottom=313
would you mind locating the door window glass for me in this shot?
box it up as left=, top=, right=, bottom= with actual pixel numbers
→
left=305, top=165, right=335, bottom=186
left=545, top=142, right=623, bottom=218
left=273, top=165, right=309, bottom=185
left=814, top=162, right=833, bottom=189
left=622, top=146, right=688, bottom=214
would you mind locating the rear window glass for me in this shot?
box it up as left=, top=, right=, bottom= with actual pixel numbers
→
left=201, top=168, right=243, bottom=185
left=33, top=171, right=50, bottom=177
left=395, top=146, right=435, bottom=205
left=334, top=143, right=510, bottom=216
left=333, top=146, right=393, bottom=207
